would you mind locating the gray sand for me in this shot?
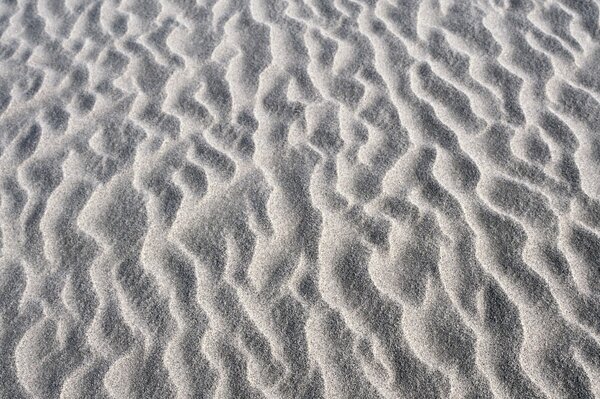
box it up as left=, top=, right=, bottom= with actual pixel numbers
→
left=1, top=0, right=600, bottom=398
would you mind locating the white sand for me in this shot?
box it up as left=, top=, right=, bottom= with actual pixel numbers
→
left=0, top=0, right=599, bottom=397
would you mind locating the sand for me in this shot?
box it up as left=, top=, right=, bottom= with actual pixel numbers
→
left=0, top=0, right=599, bottom=397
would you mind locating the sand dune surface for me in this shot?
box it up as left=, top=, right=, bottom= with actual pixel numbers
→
left=1, top=0, right=600, bottom=397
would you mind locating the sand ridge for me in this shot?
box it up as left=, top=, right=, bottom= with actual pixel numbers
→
left=0, top=0, right=600, bottom=398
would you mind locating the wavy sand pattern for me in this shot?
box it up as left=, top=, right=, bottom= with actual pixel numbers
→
left=1, top=0, right=600, bottom=397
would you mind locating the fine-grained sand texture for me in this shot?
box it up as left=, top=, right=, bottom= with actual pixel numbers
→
left=1, top=0, right=600, bottom=398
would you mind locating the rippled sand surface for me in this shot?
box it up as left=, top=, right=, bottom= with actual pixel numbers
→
left=1, top=0, right=600, bottom=397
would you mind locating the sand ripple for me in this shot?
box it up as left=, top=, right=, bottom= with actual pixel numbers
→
left=1, top=0, right=600, bottom=397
